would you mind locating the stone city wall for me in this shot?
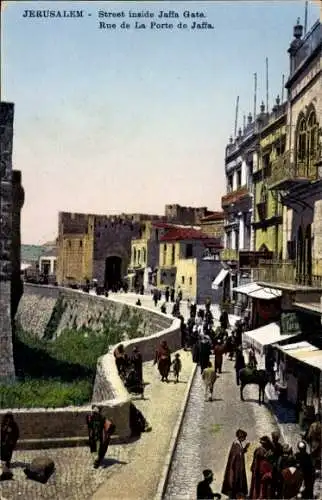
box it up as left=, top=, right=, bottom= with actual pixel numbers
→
left=16, top=283, right=172, bottom=339
left=2, top=284, right=181, bottom=444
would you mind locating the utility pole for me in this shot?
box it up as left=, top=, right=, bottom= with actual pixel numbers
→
left=253, top=73, right=257, bottom=121
left=304, top=1, right=308, bottom=35
left=234, top=96, right=239, bottom=138
left=281, top=74, right=285, bottom=103
left=266, top=57, right=269, bottom=114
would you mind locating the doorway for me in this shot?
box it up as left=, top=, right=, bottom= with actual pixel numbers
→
left=104, top=256, right=122, bottom=291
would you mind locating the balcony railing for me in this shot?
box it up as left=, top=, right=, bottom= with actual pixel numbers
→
left=253, top=261, right=322, bottom=288
left=268, top=150, right=319, bottom=189
left=221, top=248, right=239, bottom=261
left=221, top=185, right=250, bottom=208
left=291, top=21, right=321, bottom=77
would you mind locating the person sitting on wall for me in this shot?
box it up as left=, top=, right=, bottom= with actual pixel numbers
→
left=129, top=403, right=152, bottom=437
left=114, top=344, right=130, bottom=380
left=136, top=299, right=141, bottom=306
left=86, top=406, right=116, bottom=469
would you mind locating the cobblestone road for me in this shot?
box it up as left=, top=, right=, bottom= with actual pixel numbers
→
left=164, top=354, right=279, bottom=499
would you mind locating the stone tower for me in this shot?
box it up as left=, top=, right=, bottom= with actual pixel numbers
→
left=0, top=102, right=16, bottom=381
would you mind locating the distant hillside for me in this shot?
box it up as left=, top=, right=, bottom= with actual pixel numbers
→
left=21, top=245, right=47, bottom=263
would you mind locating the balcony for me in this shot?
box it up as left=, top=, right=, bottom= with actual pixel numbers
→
left=253, top=261, right=322, bottom=291
left=221, top=248, right=239, bottom=261
left=290, top=21, right=321, bottom=79
left=268, top=150, right=319, bottom=190
left=221, top=185, right=250, bottom=209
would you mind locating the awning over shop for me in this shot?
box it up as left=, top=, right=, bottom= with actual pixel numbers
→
left=212, top=269, right=229, bottom=289
left=277, top=341, right=322, bottom=371
left=243, top=322, right=299, bottom=355
left=233, top=282, right=282, bottom=300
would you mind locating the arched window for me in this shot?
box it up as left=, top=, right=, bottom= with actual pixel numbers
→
left=133, top=247, right=136, bottom=265
left=296, top=116, right=307, bottom=162
left=307, top=111, right=318, bottom=164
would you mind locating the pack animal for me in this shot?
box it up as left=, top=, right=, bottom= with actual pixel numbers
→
left=239, top=368, right=269, bottom=404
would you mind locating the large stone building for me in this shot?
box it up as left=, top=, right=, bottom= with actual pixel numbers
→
left=0, top=102, right=24, bottom=381
left=57, top=205, right=216, bottom=289
left=252, top=99, right=287, bottom=257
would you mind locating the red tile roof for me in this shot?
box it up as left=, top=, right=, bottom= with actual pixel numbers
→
left=160, top=227, right=215, bottom=242
left=200, top=212, right=225, bottom=222
left=152, top=221, right=179, bottom=229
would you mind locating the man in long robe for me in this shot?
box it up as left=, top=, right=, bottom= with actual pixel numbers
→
left=222, top=429, right=249, bottom=498
left=154, top=340, right=171, bottom=382
left=86, top=406, right=116, bottom=468
left=249, top=436, right=273, bottom=499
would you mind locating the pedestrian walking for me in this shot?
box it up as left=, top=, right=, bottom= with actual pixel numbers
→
left=214, top=340, right=225, bottom=374
left=172, top=353, right=182, bottom=383
left=86, top=406, right=116, bottom=469
left=165, top=286, right=170, bottom=302
left=199, top=333, right=212, bottom=374
left=202, top=361, right=218, bottom=401
left=170, top=287, right=175, bottom=302
left=222, top=429, right=249, bottom=499
left=234, top=347, right=246, bottom=386
left=153, top=288, right=159, bottom=307
left=154, top=340, right=171, bottom=382
left=197, top=469, right=221, bottom=499
left=0, top=413, right=19, bottom=480
left=248, top=347, right=257, bottom=369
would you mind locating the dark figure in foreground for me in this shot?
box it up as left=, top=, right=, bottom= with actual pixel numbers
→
left=86, top=406, right=116, bottom=468
left=129, top=403, right=152, bottom=437
left=222, top=429, right=249, bottom=499
left=197, top=469, right=221, bottom=499
left=0, top=413, right=19, bottom=481
left=172, top=353, right=182, bottom=383
left=239, top=368, right=269, bottom=404
left=295, top=441, right=315, bottom=499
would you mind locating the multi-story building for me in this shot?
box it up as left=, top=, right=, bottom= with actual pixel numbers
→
left=251, top=19, right=322, bottom=416
left=128, top=221, right=175, bottom=292
left=199, top=211, right=225, bottom=240
left=254, top=19, right=322, bottom=293
left=221, top=113, right=257, bottom=297
left=157, top=227, right=223, bottom=303
left=252, top=98, right=287, bottom=257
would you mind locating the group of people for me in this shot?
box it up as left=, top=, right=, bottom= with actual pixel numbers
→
left=197, top=427, right=319, bottom=499
left=114, top=344, right=145, bottom=397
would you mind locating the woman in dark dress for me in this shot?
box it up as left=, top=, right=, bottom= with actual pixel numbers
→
left=1, top=413, right=19, bottom=478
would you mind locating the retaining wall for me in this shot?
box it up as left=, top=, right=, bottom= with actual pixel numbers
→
left=1, top=285, right=181, bottom=445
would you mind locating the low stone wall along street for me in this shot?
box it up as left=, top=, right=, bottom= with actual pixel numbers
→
left=1, top=284, right=181, bottom=445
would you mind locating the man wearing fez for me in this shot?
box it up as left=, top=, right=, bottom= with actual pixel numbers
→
left=86, top=405, right=116, bottom=468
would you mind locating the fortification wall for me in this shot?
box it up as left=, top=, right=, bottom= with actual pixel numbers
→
left=3, top=285, right=181, bottom=444
left=16, top=284, right=172, bottom=339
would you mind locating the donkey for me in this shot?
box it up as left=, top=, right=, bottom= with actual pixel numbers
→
left=239, top=368, right=270, bottom=405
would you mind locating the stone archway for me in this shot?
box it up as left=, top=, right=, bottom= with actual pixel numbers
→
left=104, top=256, right=122, bottom=291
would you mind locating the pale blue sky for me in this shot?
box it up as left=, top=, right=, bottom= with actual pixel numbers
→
left=2, top=0, right=320, bottom=244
